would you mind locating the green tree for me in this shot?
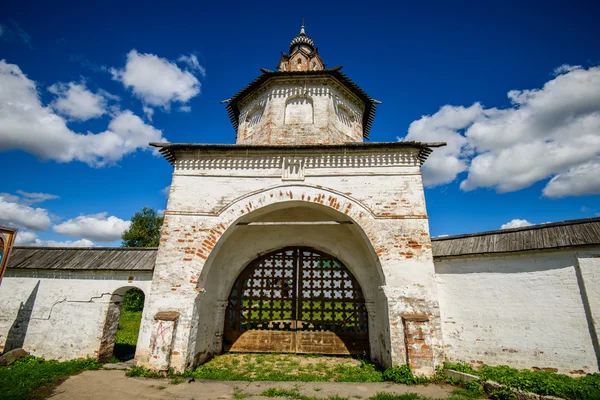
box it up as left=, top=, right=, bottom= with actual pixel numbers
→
left=121, top=206, right=164, bottom=247
left=122, top=288, right=145, bottom=311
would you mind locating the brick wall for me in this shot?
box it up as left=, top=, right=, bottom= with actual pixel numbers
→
left=235, top=77, right=365, bottom=145
left=135, top=145, right=443, bottom=373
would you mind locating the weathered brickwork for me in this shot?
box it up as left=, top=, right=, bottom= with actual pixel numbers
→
left=235, top=78, right=365, bottom=145
left=403, top=317, right=436, bottom=375
left=277, top=23, right=324, bottom=73
left=135, top=145, right=443, bottom=373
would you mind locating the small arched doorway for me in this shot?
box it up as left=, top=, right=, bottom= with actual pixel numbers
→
left=98, top=287, right=145, bottom=362
left=223, top=247, right=369, bottom=355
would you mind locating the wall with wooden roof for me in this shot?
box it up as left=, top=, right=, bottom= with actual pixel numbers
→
left=1, top=218, right=599, bottom=374
left=435, top=246, right=600, bottom=375
left=0, top=260, right=152, bottom=361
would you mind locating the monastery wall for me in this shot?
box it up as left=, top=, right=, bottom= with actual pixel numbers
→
left=0, top=269, right=152, bottom=360
left=0, top=241, right=598, bottom=375
left=435, top=247, right=600, bottom=375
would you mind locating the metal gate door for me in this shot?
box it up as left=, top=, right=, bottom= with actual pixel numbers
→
left=223, top=247, right=369, bottom=355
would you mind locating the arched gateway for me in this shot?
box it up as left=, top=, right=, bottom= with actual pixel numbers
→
left=223, top=247, right=368, bottom=355
left=138, top=22, right=444, bottom=375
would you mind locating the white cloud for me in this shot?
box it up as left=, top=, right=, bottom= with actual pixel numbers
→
left=48, top=81, right=109, bottom=120
left=542, top=160, right=600, bottom=198
left=0, top=192, right=19, bottom=203
left=14, top=231, right=38, bottom=245
left=500, top=219, right=533, bottom=230
left=553, top=64, right=579, bottom=75
left=0, top=194, right=52, bottom=231
left=161, top=185, right=170, bottom=196
left=404, top=104, right=482, bottom=186
left=15, top=230, right=93, bottom=247
left=403, top=65, right=600, bottom=198
left=0, top=60, right=167, bottom=166
left=142, top=105, right=154, bottom=120
left=42, top=238, right=94, bottom=247
left=111, top=50, right=201, bottom=111
left=53, top=212, right=130, bottom=242
left=15, top=190, right=59, bottom=205
left=177, top=54, right=207, bottom=77
left=179, top=105, right=191, bottom=113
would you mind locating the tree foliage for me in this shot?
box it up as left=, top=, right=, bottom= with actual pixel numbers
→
left=121, top=206, right=164, bottom=248
left=122, top=288, right=145, bottom=312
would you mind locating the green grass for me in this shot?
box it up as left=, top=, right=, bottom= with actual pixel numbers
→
left=369, top=394, right=421, bottom=400
left=184, top=353, right=384, bottom=382
left=126, top=365, right=164, bottom=378
left=0, top=356, right=101, bottom=400
left=260, top=387, right=349, bottom=400
left=114, top=309, right=142, bottom=360
left=369, top=392, right=486, bottom=400
left=445, top=362, right=600, bottom=400
left=260, top=390, right=478, bottom=400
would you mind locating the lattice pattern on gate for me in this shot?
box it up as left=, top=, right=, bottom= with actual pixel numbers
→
left=224, top=247, right=369, bottom=355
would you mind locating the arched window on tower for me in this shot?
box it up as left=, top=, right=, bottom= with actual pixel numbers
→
left=336, top=104, right=355, bottom=128
left=284, top=95, right=314, bottom=124
left=244, top=105, right=265, bottom=137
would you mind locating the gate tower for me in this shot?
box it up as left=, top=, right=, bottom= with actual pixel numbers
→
left=136, top=22, right=446, bottom=376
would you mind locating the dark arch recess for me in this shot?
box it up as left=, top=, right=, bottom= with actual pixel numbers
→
left=223, top=247, right=369, bottom=355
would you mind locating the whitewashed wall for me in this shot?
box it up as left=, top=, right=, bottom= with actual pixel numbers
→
left=136, top=146, right=443, bottom=374
left=0, top=269, right=152, bottom=360
left=435, top=247, right=600, bottom=375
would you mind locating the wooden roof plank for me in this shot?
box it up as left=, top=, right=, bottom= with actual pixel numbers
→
left=6, top=247, right=157, bottom=271
left=432, top=217, right=600, bottom=257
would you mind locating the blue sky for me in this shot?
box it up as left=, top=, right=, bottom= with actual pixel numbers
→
left=1, top=0, right=599, bottom=246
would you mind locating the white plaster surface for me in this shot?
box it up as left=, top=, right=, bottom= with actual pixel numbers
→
left=134, top=145, right=442, bottom=373
left=0, top=269, right=151, bottom=360
left=436, top=249, right=600, bottom=374
left=236, top=78, right=366, bottom=144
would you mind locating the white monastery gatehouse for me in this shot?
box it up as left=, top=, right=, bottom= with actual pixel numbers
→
left=139, top=23, right=445, bottom=374
left=1, top=24, right=600, bottom=377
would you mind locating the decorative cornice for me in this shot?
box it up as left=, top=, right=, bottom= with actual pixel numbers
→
left=172, top=151, right=422, bottom=171
left=151, top=141, right=446, bottom=166
left=238, top=77, right=366, bottom=113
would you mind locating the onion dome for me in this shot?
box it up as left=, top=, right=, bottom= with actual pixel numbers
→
left=289, top=21, right=315, bottom=54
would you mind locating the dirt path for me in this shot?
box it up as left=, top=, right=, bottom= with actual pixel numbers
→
left=48, top=369, right=455, bottom=400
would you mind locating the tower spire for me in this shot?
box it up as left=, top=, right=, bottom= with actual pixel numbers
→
left=300, top=16, right=305, bottom=34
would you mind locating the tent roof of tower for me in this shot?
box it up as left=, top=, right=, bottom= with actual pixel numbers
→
left=222, top=69, right=381, bottom=140
left=150, top=141, right=446, bottom=166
